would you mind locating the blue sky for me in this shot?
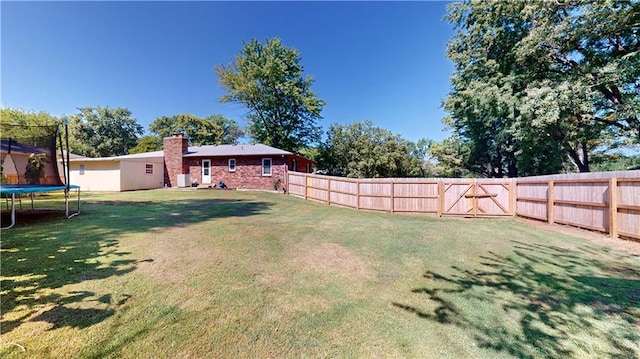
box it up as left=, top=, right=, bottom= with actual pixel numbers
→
left=1, top=1, right=455, bottom=144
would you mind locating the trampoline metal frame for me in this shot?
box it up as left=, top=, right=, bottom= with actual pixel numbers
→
left=0, top=185, right=80, bottom=230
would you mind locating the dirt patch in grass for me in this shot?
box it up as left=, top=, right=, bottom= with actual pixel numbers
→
left=288, top=242, right=376, bottom=281
left=134, top=229, right=227, bottom=285
left=0, top=210, right=66, bottom=228
left=136, top=254, right=187, bottom=284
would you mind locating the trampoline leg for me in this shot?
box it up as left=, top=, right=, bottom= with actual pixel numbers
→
left=66, top=188, right=80, bottom=219
left=1, top=194, right=16, bottom=230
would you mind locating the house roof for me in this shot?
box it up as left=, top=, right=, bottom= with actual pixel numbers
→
left=66, top=150, right=164, bottom=162
left=63, top=144, right=304, bottom=162
left=0, top=139, right=48, bottom=155
left=184, top=144, right=292, bottom=157
left=57, top=150, right=89, bottom=160
left=118, top=150, right=165, bottom=159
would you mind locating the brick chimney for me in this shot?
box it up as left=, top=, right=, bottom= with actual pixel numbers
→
left=163, top=133, right=189, bottom=187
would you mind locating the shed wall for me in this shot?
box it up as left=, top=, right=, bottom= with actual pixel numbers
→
left=119, top=159, right=165, bottom=191
left=69, top=161, right=121, bottom=191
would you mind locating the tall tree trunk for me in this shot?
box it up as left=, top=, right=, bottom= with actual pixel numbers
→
left=507, top=152, right=518, bottom=178
left=564, top=142, right=590, bottom=172
left=578, top=141, right=590, bottom=172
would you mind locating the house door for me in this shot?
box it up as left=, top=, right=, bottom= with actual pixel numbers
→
left=202, top=159, right=211, bottom=184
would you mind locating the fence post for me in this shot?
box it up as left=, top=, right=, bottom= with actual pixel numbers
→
left=285, top=166, right=289, bottom=195
left=609, top=177, right=618, bottom=239
left=356, top=179, right=360, bottom=210
left=510, top=179, right=516, bottom=216
left=304, top=174, right=309, bottom=201
left=390, top=180, right=395, bottom=213
left=327, top=178, right=331, bottom=205
left=437, top=180, right=443, bottom=217
left=548, top=180, right=554, bottom=224
left=473, top=178, right=478, bottom=217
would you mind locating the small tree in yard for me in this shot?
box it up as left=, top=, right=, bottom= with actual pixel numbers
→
left=25, top=153, right=48, bottom=184
left=215, top=38, right=325, bottom=152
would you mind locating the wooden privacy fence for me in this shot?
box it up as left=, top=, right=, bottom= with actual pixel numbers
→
left=287, top=173, right=514, bottom=216
left=286, top=171, right=640, bottom=240
left=516, top=176, right=640, bottom=241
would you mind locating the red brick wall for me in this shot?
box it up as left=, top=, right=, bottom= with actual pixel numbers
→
left=163, top=137, right=312, bottom=190
left=187, top=156, right=288, bottom=190
left=287, top=155, right=314, bottom=173
left=187, top=160, right=201, bottom=185
left=163, top=134, right=189, bottom=187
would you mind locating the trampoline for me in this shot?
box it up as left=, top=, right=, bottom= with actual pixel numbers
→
left=1, top=184, right=80, bottom=230
left=1, top=121, right=80, bottom=230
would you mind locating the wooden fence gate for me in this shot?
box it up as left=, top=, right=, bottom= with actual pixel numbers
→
left=441, top=180, right=514, bottom=217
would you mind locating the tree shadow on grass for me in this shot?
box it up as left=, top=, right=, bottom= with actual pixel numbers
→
left=393, top=240, right=640, bottom=358
left=1, top=197, right=272, bottom=335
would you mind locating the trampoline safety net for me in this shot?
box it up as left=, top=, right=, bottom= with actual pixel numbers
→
left=1, top=123, right=67, bottom=186
left=1, top=122, right=80, bottom=229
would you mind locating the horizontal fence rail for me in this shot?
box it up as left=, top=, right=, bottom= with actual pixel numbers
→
left=287, top=170, right=640, bottom=241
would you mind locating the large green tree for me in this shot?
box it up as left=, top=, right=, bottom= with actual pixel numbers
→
left=149, top=114, right=242, bottom=146
left=70, top=106, right=143, bottom=157
left=129, top=135, right=162, bottom=154
left=0, top=108, right=76, bottom=159
left=0, top=108, right=60, bottom=138
left=427, top=136, right=474, bottom=178
left=215, top=38, right=326, bottom=152
left=443, top=0, right=639, bottom=176
left=406, top=138, right=435, bottom=177
left=1, top=108, right=58, bottom=126
left=318, top=121, right=413, bottom=178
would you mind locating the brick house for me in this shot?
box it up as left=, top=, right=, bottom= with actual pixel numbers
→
left=163, top=134, right=313, bottom=190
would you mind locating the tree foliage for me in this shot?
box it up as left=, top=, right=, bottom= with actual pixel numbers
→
left=1, top=108, right=68, bottom=166
left=149, top=114, right=242, bottom=146
left=591, top=152, right=640, bottom=172
left=427, top=136, right=474, bottom=178
left=1, top=108, right=59, bottom=126
left=0, top=108, right=60, bottom=139
left=318, top=121, right=414, bottom=178
left=406, top=138, right=435, bottom=177
left=215, top=38, right=325, bottom=152
left=69, top=106, right=143, bottom=157
left=443, top=0, right=640, bottom=176
left=297, top=146, right=320, bottom=164
left=129, top=135, right=162, bottom=154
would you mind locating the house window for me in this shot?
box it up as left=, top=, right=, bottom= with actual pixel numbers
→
left=228, top=158, right=236, bottom=172
left=79, top=164, right=85, bottom=175
left=145, top=163, right=153, bottom=174
left=291, top=159, right=297, bottom=172
left=306, top=163, right=311, bottom=173
left=262, top=158, right=272, bottom=176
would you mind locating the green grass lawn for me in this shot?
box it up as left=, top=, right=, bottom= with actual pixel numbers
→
left=1, top=189, right=639, bottom=358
